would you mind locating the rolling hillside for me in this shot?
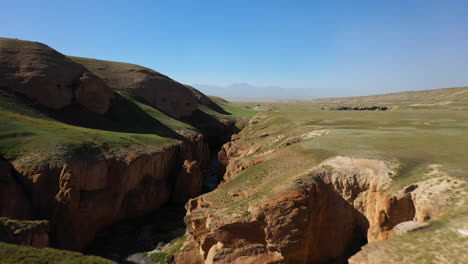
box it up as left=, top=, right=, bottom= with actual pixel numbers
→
left=311, top=86, right=468, bottom=105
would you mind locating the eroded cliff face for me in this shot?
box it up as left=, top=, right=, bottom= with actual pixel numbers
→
left=0, top=158, right=31, bottom=220
left=173, top=150, right=448, bottom=264
left=1, top=135, right=210, bottom=251
left=0, top=218, right=49, bottom=248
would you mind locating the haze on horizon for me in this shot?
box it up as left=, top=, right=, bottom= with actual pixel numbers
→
left=3, top=0, right=468, bottom=99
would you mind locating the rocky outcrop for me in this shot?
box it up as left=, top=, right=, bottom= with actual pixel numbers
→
left=0, top=217, right=49, bottom=248
left=172, top=135, right=211, bottom=204
left=218, top=141, right=264, bottom=183
left=172, top=160, right=204, bottom=204
left=0, top=38, right=112, bottom=113
left=2, top=135, right=210, bottom=251
left=174, top=156, right=445, bottom=264
left=70, top=56, right=198, bottom=118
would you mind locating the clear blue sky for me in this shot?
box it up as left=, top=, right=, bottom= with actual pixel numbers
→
left=3, top=0, right=468, bottom=97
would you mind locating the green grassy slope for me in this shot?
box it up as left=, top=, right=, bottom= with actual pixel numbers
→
left=0, top=86, right=254, bottom=166
left=203, top=101, right=468, bottom=218
left=0, top=88, right=175, bottom=166
left=197, top=100, right=467, bottom=263
left=0, top=242, right=116, bottom=264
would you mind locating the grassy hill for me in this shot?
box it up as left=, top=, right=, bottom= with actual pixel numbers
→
left=0, top=242, right=116, bottom=264
left=0, top=83, right=254, bottom=167
left=311, top=86, right=468, bottom=107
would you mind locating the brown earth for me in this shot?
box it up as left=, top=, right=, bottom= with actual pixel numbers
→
left=69, top=56, right=199, bottom=118
left=0, top=38, right=112, bottom=114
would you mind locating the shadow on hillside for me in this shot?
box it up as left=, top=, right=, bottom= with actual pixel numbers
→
left=50, top=93, right=184, bottom=140
left=182, top=109, right=237, bottom=148
left=205, top=99, right=232, bottom=115
left=0, top=88, right=184, bottom=140
left=84, top=205, right=186, bottom=263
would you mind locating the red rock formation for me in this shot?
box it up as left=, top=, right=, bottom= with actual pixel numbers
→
left=173, top=160, right=203, bottom=204
left=0, top=218, right=49, bottom=248
left=0, top=158, right=31, bottom=219
left=1, top=136, right=209, bottom=251
left=174, top=156, right=426, bottom=264
left=218, top=141, right=264, bottom=184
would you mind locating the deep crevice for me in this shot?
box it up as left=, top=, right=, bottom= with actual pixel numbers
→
left=83, top=123, right=238, bottom=263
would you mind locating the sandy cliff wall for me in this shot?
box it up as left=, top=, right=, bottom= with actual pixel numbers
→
left=0, top=135, right=210, bottom=251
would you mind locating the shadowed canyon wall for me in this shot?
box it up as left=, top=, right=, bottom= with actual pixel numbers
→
left=1, top=135, right=213, bottom=250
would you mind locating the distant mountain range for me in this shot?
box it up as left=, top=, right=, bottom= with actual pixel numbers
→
left=192, top=83, right=316, bottom=101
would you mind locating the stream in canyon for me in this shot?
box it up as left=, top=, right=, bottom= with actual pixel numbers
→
left=84, top=145, right=225, bottom=264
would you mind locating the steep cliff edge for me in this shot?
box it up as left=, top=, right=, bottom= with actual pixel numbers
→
left=176, top=156, right=459, bottom=264
left=8, top=135, right=209, bottom=250
left=171, top=106, right=467, bottom=264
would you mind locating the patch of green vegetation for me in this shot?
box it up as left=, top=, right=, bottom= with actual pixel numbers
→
left=0, top=109, right=173, bottom=165
left=167, top=236, right=187, bottom=255
left=128, top=95, right=196, bottom=134
left=0, top=242, right=116, bottom=264
left=148, top=252, right=166, bottom=264
left=197, top=103, right=255, bottom=123
left=146, top=235, right=187, bottom=264
left=382, top=202, right=468, bottom=263
left=0, top=218, right=48, bottom=232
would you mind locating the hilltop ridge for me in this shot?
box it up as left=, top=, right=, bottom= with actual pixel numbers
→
left=311, top=86, right=468, bottom=105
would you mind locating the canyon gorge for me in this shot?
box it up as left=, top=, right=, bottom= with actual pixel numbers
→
left=0, top=38, right=467, bottom=264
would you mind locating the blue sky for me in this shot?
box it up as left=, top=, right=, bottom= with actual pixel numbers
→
left=3, top=0, right=468, bottom=98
